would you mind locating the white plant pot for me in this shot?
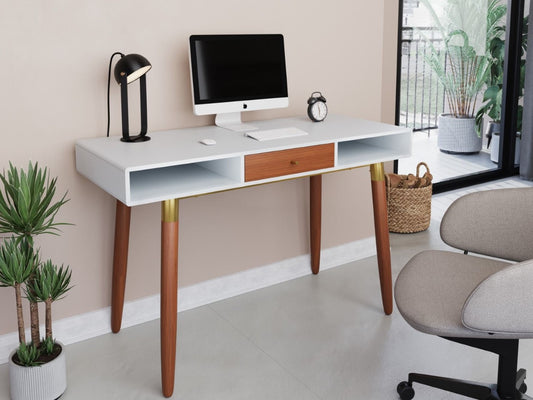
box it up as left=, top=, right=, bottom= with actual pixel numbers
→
left=437, top=114, right=482, bottom=154
left=490, top=133, right=521, bottom=164
left=9, top=343, right=67, bottom=400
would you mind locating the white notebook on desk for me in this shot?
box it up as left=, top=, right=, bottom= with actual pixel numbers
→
left=245, top=127, right=308, bottom=141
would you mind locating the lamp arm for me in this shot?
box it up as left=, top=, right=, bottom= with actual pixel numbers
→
left=139, top=74, right=147, bottom=136
left=106, top=52, right=125, bottom=137
left=120, top=74, right=130, bottom=140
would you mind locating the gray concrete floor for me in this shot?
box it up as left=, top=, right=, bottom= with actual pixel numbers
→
left=2, top=178, right=533, bottom=400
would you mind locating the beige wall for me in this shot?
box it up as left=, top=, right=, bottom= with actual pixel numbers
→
left=382, top=1, right=400, bottom=125
left=0, top=0, right=398, bottom=335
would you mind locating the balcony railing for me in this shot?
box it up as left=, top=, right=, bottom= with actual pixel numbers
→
left=400, top=27, right=446, bottom=132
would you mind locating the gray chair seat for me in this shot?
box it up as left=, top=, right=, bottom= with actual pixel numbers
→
left=395, top=250, right=511, bottom=338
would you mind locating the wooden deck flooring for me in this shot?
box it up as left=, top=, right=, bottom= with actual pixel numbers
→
left=398, top=131, right=496, bottom=183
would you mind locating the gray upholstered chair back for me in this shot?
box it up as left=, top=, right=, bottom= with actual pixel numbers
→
left=440, top=188, right=533, bottom=262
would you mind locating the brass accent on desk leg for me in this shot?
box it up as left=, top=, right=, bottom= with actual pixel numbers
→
left=370, top=161, right=385, bottom=181
left=310, top=175, right=322, bottom=275
left=162, top=198, right=179, bottom=222
left=370, top=163, right=393, bottom=315
left=161, top=199, right=179, bottom=398
left=111, top=201, right=131, bottom=333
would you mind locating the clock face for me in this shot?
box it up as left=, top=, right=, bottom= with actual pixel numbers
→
left=311, top=101, right=327, bottom=121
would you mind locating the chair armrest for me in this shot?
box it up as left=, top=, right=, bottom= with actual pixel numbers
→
left=462, top=259, right=533, bottom=335
left=440, top=188, right=533, bottom=261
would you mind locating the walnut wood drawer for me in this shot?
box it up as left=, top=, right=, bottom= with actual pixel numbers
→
left=244, top=143, right=335, bottom=182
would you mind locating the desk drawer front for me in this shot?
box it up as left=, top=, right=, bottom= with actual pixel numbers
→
left=245, top=143, right=335, bottom=182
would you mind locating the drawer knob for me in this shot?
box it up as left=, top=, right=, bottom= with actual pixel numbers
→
left=290, top=160, right=299, bottom=166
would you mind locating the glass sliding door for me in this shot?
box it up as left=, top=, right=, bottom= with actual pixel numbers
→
left=395, top=0, right=526, bottom=192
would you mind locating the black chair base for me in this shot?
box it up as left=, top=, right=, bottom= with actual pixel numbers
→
left=397, top=369, right=530, bottom=400
left=397, top=338, right=530, bottom=400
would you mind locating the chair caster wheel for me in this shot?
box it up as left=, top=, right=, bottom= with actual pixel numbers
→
left=397, top=381, right=415, bottom=400
left=520, top=382, right=527, bottom=394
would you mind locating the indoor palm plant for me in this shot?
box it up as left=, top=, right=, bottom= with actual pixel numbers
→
left=420, top=0, right=506, bottom=154
left=0, top=162, right=72, bottom=400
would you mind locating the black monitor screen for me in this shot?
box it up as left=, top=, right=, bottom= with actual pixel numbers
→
left=189, top=34, right=288, bottom=104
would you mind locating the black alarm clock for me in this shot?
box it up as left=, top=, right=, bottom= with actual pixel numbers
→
left=307, top=91, right=328, bottom=122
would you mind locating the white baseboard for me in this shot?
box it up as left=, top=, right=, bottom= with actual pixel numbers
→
left=0, top=237, right=376, bottom=364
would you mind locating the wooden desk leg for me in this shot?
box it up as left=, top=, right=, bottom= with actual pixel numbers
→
left=310, top=175, right=322, bottom=274
left=161, top=199, right=179, bottom=398
left=370, top=163, right=393, bottom=315
left=111, top=200, right=131, bottom=333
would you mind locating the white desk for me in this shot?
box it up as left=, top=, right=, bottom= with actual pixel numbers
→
left=76, top=114, right=411, bottom=397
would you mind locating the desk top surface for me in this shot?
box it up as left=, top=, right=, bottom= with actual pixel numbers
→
left=76, top=115, right=410, bottom=171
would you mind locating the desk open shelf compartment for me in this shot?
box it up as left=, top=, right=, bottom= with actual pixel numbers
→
left=128, top=156, right=243, bottom=204
left=337, top=131, right=412, bottom=168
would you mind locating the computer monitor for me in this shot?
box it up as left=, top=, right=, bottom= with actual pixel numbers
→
left=188, top=34, right=289, bottom=131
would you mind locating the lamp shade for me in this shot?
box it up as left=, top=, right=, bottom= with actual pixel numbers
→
left=114, top=53, right=152, bottom=85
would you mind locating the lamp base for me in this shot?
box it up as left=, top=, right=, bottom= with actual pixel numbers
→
left=121, top=135, right=151, bottom=143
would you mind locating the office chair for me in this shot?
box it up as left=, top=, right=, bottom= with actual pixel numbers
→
left=394, top=188, right=533, bottom=400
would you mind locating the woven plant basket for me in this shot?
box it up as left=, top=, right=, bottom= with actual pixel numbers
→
left=386, top=162, right=432, bottom=233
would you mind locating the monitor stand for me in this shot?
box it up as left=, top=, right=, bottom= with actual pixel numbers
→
left=215, top=112, right=258, bottom=133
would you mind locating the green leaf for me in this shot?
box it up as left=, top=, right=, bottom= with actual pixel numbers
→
left=26, top=260, right=72, bottom=303
left=0, top=238, right=39, bottom=287
left=483, top=85, right=500, bottom=102
left=41, top=336, right=55, bottom=355
left=16, top=342, right=42, bottom=366
left=0, top=162, right=71, bottom=239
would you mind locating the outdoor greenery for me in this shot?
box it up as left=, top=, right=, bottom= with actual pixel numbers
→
left=0, top=162, right=72, bottom=366
left=419, top=0, right=507, bottom=123
left=475, top=15, right=528, bottom=132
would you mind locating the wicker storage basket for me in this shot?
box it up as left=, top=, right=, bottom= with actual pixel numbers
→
left=385, top=162, right=432, bottom=233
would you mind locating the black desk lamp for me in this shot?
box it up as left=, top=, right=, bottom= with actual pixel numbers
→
left=107, top=52, right=152, bottom=142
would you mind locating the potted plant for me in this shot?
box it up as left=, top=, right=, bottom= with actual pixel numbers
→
left=0, top=162, right=72, bottom=400
left=475, top=15, right=528, bottom=163
left=420, top=0, right=506, bottom=154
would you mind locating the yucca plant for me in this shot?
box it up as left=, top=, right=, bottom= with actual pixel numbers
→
left=0, top=238, right=40, bottom=345
left=0, top=162, right=69, bottom=345
left=0, top=162, right=71, bottom=369
left=26, top=260, right=72, bottom=345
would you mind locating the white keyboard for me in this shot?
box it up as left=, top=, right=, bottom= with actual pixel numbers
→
left=245, top=127, right=308, bottom=141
